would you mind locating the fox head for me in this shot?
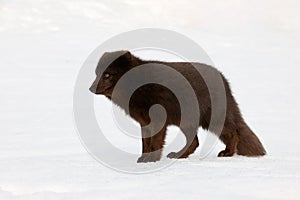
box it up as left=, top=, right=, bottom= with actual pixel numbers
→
left=89, top=50, right=138, bottom=98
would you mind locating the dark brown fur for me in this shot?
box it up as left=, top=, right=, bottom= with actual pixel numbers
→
left=90, top=50, right=266, bottom=162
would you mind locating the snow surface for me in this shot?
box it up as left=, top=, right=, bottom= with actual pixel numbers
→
left=0, top=0, right=300, bottom=199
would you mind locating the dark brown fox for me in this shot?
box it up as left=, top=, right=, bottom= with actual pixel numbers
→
left=90, top=50, right=266, bottom=162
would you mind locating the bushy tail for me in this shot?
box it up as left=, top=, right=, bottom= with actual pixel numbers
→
left=237, top=123, right=266, bottom=156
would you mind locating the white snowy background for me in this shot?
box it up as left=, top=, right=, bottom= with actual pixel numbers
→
left=0, top=0, right=300, bottom=199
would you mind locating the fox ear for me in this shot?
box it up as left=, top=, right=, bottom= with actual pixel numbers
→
left=119, top=51, right=136, bottom=68
left=121, top=51, right=132, bottom=62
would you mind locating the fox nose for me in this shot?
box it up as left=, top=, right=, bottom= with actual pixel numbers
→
left=89, top=85, right=97, bottom=93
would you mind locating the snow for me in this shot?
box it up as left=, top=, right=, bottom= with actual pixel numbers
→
left=0, top=0, right=300, bottom=199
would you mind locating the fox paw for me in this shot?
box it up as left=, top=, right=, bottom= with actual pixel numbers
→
left=137, top=154, right=160, bottom=163
left=218, top=150, right=235, bottom=157
left=167, top=152, right=188, bottom=159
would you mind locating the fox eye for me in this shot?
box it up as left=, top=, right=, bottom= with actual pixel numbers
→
left=103, top=73, right=111, bottom=79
